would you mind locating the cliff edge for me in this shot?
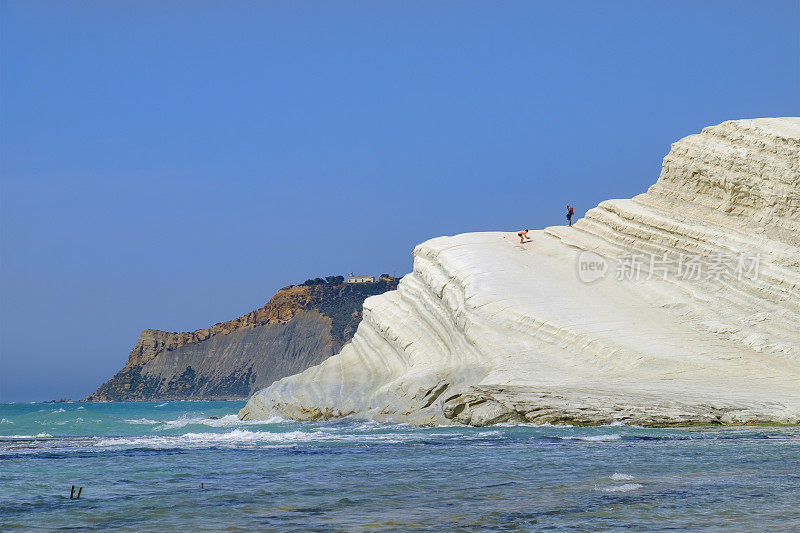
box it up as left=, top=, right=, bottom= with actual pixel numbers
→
left=240, top=118, right=800, bottom=426
left=85, top=279, right=398, bottom=401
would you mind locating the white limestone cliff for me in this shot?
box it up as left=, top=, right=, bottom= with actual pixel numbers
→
left=240, top=118, right=800, bottom=426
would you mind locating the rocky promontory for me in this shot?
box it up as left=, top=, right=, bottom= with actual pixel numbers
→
left=241, top=118, right=800, bottom=426
left=85, top=278, right=398, bottom=401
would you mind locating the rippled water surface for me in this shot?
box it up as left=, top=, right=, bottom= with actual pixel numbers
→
left=2, top=401, right=799, bottom=531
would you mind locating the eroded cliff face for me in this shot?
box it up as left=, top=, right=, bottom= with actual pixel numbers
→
left=85, top=281, right=398, bottom=401
left=241, top=118, right=800, bottom=426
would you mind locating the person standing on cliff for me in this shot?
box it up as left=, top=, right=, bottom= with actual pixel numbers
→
left=566, top=204, right=574, bottom=227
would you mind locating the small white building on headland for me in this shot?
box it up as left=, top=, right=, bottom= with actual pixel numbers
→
left=347, top=273, right=375, bottom=284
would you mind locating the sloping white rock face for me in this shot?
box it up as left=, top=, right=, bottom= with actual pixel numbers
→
left=241, top=118, right=800, bottom=426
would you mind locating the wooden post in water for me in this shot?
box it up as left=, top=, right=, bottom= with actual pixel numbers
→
left=77, top=487, right=83, bottom=499
left=70, top=486, right=75, bottom=499
left=200, top=483, right=204, bottom=489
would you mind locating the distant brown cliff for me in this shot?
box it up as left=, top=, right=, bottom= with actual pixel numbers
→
left=84, top=279, right=399, bottom=401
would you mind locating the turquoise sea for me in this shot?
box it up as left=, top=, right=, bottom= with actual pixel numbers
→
left=1, top=401, right=799, bottom=531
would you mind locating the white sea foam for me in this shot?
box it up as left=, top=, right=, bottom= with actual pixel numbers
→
left=560, top=434, right=622, bottom=442
left=2, top=433, right=57, bottom=439
left=495, top=422, right=574, bottom=428
left=601, top=421, right=645, bottom=429
left=340, top=420, right=403, bottom=431
left=154, top=403, right=168, bottom=408
left=123, top=414, right=275, bottom=428
left=162, top=414, right=254, bottom=429
left=94, top=428, right=413, bottom=449
left=603, top=483, right=643, bottom=492
left=96, top=429, right=318, bottom=447
left=610, top=473, right=635, bottom=481
left=52, top=408, right=66, bottom=413
left=97, top=429, right=340, bottom=448
left=0, top=418, right=12, bottom=424
left=125, top=418, right=161, bottom=425
left=126, top=414, right=286, bottom=429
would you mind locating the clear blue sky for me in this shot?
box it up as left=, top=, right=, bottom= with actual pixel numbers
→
left=1, top=1, right=798, bottom=401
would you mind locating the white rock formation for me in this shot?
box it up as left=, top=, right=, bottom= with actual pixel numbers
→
left=241, top=118, right=800, bottom=426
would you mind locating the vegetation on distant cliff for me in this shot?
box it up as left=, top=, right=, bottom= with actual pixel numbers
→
left=311, top=281, right=394, bottom=345
left=301, top=275, right=345, bottom=286
left=85, top=277, right=400, bottom=401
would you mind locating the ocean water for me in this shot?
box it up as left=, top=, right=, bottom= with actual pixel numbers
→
left=1, top=402, right=799, bottom=531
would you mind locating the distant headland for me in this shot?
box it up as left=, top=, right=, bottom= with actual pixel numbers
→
left=84, top=275, right=399, bottom=402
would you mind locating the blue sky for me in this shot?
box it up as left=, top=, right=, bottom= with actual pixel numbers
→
left=1, top=1, right=798, bottom=401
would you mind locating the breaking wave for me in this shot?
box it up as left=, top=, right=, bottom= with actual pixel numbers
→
left=610, top=473, right=635, bottom=481
left=559, top=434, right=622, bottom=442
left=603, top=483, right=643, bottom=493
left=124, top=414, right=285, bottom=429
left=95, top=428, right=406, bottom=449
left=0, top=433, right=54, bottom=440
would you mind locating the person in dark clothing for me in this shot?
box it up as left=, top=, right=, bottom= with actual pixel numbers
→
left=566, top=204, right=574, bottom=227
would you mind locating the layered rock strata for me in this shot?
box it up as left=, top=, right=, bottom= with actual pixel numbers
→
left=240, top=118, right=800, bottom=426
left=85, top=280, right=398, bottom=401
